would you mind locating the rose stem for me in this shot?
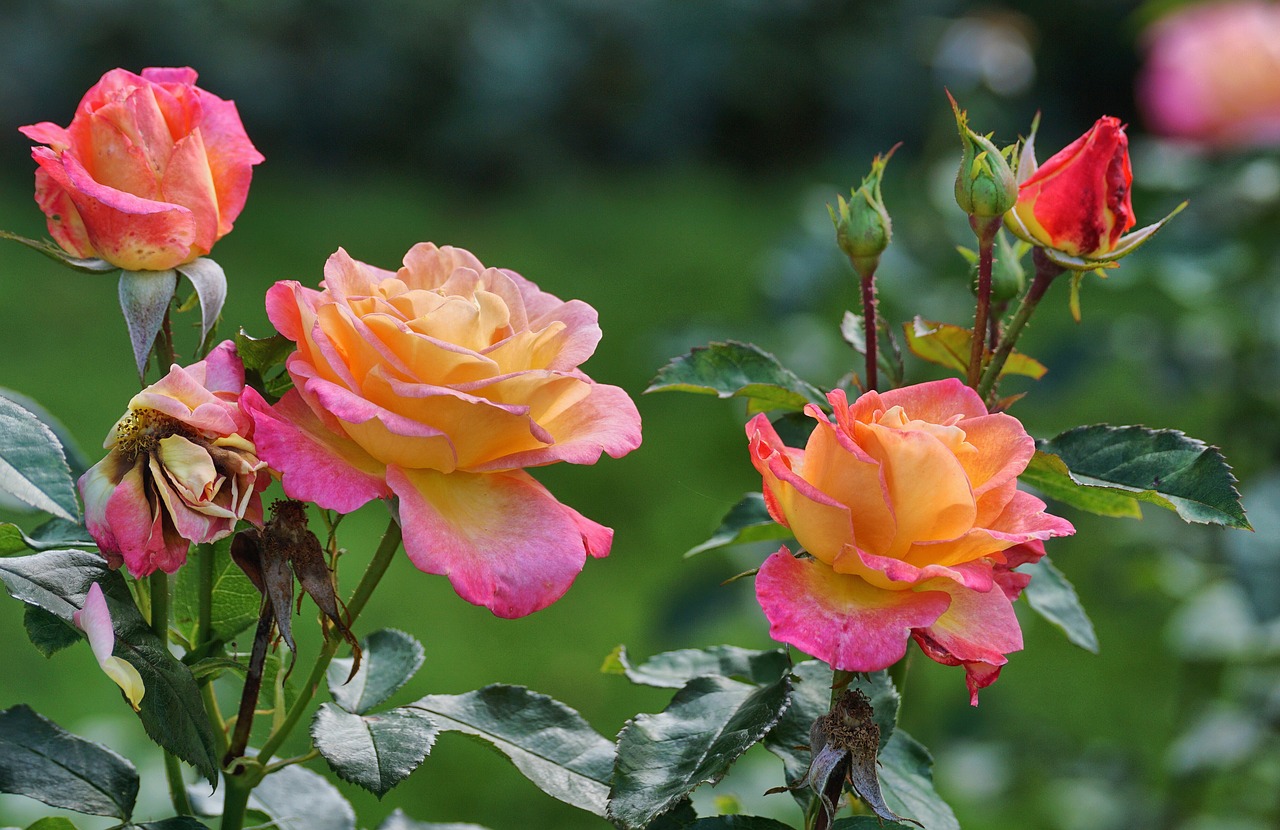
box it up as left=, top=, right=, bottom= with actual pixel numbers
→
left=151, top=570, right=195, bottom=816
left=861, top=272, right=880, bottom=391
left=254, top=516, right=403, bottom=768
left=225, top=603, right=274, bottom=765
left=967, top=216, right=1001, bottom=388
left=977, top=248, right=1065, bottom=401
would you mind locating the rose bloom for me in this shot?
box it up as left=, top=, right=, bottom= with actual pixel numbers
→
left=1009, top=116, right=1135, bottom=260
left=19, top=67, right=263, bottom=271
left=79, top=342, right=268, bottom=577
left=1139, top=1, right=1280, bottom=148
left=242, top=243, right=642, bottom=618
left=748, top=379, right=1074, bottom=703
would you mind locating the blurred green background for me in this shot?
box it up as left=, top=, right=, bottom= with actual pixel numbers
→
left=2, top=1, right=1279, bottom=828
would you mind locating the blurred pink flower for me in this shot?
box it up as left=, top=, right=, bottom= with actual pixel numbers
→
left=1138, top=1, right=1280, bottom=147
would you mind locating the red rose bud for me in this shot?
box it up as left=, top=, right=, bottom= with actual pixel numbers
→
left=829, top=145, right=897, bottom=279
left=949, top=93, right=1017, bottom=220
left=1010, top=116, right=1134, bottom=259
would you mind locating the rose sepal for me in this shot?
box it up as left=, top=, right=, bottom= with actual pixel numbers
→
left=0, top=229, right=117, bottom=274
left=1005, top=199, right=1188, bottom=271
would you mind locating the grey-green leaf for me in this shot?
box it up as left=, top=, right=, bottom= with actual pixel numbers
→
left=608, top=673, right=792, bottom=830
left=234, top=329, right=295, bottom=374
left=24, top=604, right=81, bottom=657
left=0, top=396, right=79, bottom=522
left=0, top=705, right=138, bottom=818
left=174, top=258, right=226, bottom=347
left=1034, top=425, right=1250, bottom=528
left=173, top=539, right=259, bottom=649
left=686, top=819, right=795, bottom=829
left=1019, top=451, right=1143, bottom=519
left=646, top=341, right=827, bottom=413
left=1022, top=555, right=1099, bottom=652
left=684, top=494, right=791, bottom=558
left=602, top=644, right=790, bottom=689
left=311, top=703, right=438, bottom=798
left=0, top=550, right=219, bottom=783
left=408, top=685, right=614, bottom=816
left=0, top=389, right=91, bottom=477
left=249, top=762, right=356, bottom=830
left=328, top=629, right=425, bottom=715
left=118, top=268, right=178, bottom=380
left=376, top=808, right=491, bottom=830
left=878, top=731, right=958, bottom=830
left=831, top=819, right=917, bottom=829
left=25, top=818, right=80, bottom=830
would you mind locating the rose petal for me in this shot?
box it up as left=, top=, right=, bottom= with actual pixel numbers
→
left=913, top=576, right=1024, bottom=705
left=73, top=583, right=146, bottom=711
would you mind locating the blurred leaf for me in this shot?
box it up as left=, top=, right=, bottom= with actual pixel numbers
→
left=0, top=519, right=96, bottom=557
left=1020, top=451, right=1143, bottom=519
left=903, top=318, right=1046, bottom=380
left=249, top=762, right=355, bottom=830
left=1036, top=425, right=1250, bottom=528
left=234, top=329, right=295, bottom=374
left=0, top=389, right=90, bottom=477
left=0, top=550, right=218, bottom=783
left=646, top=341, right=827, bottom=413
left=0, top=396, right=79, bottom=522
left=132, top=820, right=210, bottom=830
left=23, top=604, right=80, bottom=657
left=173, top=538, right=260, bottom=650
left=174, top=259, right=226, bottom=348
left=608, top=673, right=791, bottom=829
left=684, top=494, right=791, bottom=558
left=409, top=685, right=613, bottom=816
left=0, top=705, right=138, bottom=818
left=118, top=268, right=178, bottom=381
left=193, top=652, right=297, bottom=715
left=311, top=703, right=438, bottom=797
left=26, top=820, right=79, bottom=830
left=0, top=524, right=26, bottom=556
left=603, top=645, right=790, bottom=689
left=878, top=731, right=958, bottom=830
left=642, top=800, right=698, bottom=830
left=685, top=819, right=793, bottom=829
left=840, top=312, right=867, bottom=353
left=1022, top=555, right=1099, bottom=653
left=831, top=819, right=917, bottom=829
left=376, top=808, right=491, bottom=830
left=328, top=629, right=425, bottom=715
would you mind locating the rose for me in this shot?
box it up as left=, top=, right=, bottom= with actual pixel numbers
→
left=1138, top=1, right=1280, bottom=148
left=747, top=379, right=1073, bottom=703
left=79, top=341, right=268, bottom=577
left=1007, top=116, right=1135, bottom=261
left=242, top=243, right=642, bottom=618
left=19, top=67, right=263, bottom=271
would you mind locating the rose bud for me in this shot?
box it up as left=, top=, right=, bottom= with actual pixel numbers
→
left=830, top=147, right=897, bottom=280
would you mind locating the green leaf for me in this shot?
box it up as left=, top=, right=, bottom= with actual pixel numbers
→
left=831, top=819, right=917, bottom=829
left=249, top=762, right=356, bottom=830
left=0, top=705, right=138, bottom=818
left=903, top=318, right=1046, bottom=380
left=26, top=819, right=80, bottom=830
left=1022, top=555, right=1099, bottom=653
left=1019, top=451, right=1143, bottom=519
left=1035, top=425, right=1250, bottom=528
left=608, top=673, right=792, bottom=830
left=118, top=268, right=179, bottom=381
left=132, top=819, right=211, bottom=830
left=1, top=519, right=96, bottom=557
left=0, top=230, right=117, bottom=274
left=190, top=653, right=298, bottom=715
left=0, top=551, right=219, bottom=783
left=408, top=685, right=614, bottom=816
left=311, top=703, right=439, bottom=797
left=686, top=819, right=794, bottom=829
left=0, top=396, right=79, bottom=522
left=646, top=341, right=827, bottom=413
left=172, top=538, right=259, bottom=649
left=0, top=389, right=91, bottom=477
left=840, top=312, right=868, bottom=353
left=878, top=731, right=958, bottom=830
left=0, top=524, right=26, bottom=555
left=234, top=329, right=295, bottom=374
left=328, top=629, right=425, bottom=715
left=602, top=644, right=790, bottom=689
left=684, top=494, right=791, bottom=558
left=24, top=604, right=81, bottom=657
left=376, top=808, right=491, bottom=830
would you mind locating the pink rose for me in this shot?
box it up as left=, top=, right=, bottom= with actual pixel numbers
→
left=748, top=379, right=1074, bottom=703
left=19, top=67, right=263, bottom=271
left=242, top=243, right=642, bottom=618
left=79, top=342, right=268, bottom=577
left=1138, top=1, right=1280, bottom=148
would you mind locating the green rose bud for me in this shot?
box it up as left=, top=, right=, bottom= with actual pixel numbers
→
left=949, top=92, right=1017, bottom=221
left=830, top=145, right=897, bottom=280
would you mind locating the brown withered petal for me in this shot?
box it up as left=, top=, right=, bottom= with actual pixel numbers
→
left=230, top=528, right=265, bottom=593
left=288, top=522, right=361, bottom=680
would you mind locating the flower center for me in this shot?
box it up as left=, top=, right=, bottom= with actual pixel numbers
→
left=113, top=408, right=198, bottom=459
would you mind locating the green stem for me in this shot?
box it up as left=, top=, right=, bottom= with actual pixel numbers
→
left=254, top=516, right=403, bottom=767
left=155, top=308, right=176, bottom=375
left=966, top=216, right=1000, bottom=388
left=976, top=249, right=1064, bottom=402
left=220, top=774, right=254, bottom=830
left=197, top=542, right=214, bottom=648
left=202, top=682, right=230, bottom=760
left=150, top=571, right=193, bottom=815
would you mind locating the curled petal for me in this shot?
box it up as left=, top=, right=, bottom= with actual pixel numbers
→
left=913, top=576, right=1024, bottom=705
left=73, top=583, right=145, bottom=711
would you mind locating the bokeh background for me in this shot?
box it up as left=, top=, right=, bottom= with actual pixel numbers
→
left=2, top=1, right=1279, bottom=828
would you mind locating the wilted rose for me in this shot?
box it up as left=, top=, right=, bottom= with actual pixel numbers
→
left=748, top=379, right=1074, bottom=703
left=79, top=342, right=268, bottom=577
left=19, top=67, right=263, bottom=271
left=1008, top=116, right=1135, bottom=260
left=1139, top=1, right=1280, bottom=148
left=243, top=243, right=642, bottom=618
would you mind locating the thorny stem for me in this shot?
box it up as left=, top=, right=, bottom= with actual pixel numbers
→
left=225, top=604, right=274, bottom=764
left=977, top=248, right=1065, bottom=402
left=967, top=216, right=1001, bottom=388
left=860, top=273, right=880, bottom=391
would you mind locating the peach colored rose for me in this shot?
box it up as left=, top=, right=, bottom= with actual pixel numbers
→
left=1138, top=1, right=1280, bottom=148
left=79, top=342, right=268, bottom=577
left=19, top=67, right=263, bottom=271
left=748, top=379, right=1073, bottom=703
left=242, top=243, right=642, bottom=618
